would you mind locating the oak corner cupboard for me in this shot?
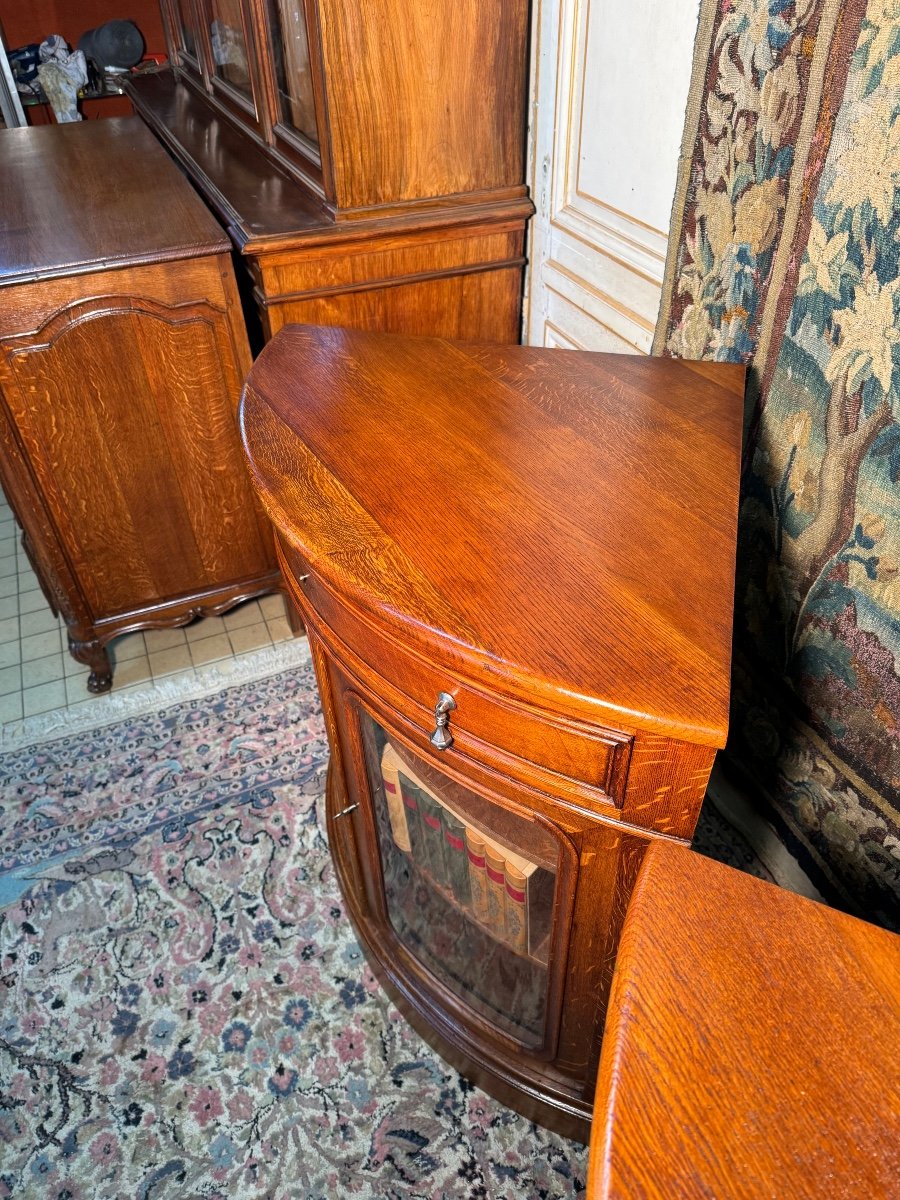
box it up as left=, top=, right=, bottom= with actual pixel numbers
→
left=239, top=323, right=745, bottom=1138
left=126, top=0, right=532, bottom=347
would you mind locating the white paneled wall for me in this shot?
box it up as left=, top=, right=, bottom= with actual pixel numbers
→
left=525, top=0, right=698, bottom=351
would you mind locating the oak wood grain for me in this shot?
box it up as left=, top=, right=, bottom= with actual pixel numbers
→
left=0, top=121, right=281, bottom=690
left=280, top=538, right=633, bottom=813
left=243, top=325, right=744, bottom=746
left=589, top=842, right=900, bottom=1199
left=127, top=0, right=532, bottom=348
left=316, top=0, right=528, bottom=211
left=0, top=119, right=227, bottom=286
left=264, top=266, right=525, bottom=344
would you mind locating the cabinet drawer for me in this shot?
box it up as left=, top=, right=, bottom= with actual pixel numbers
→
left=282, top=543, right=631, bottom=810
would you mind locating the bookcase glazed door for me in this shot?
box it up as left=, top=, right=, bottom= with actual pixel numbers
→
left=357, top=708, right=566, bottom=1050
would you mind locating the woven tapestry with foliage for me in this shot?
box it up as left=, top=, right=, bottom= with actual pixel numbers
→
left=656, top=0, right=900, bottom=926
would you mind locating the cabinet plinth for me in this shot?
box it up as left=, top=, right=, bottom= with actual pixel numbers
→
left=239, top=324, right=745, bottom=1136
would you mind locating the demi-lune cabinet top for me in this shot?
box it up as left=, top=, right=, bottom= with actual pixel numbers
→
left=241, top=326, right=745, bottom=745
left=0, top=118, right=229, bottom=287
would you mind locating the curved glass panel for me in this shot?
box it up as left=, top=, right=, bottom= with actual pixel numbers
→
left=360, top=711, right=559, bottom=1048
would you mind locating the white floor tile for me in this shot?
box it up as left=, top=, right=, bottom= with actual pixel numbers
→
left=0, top=692, right=23, bottom=722
left=149, top=644, right=195, bottom=678
left=223, top=601, right=263, bottom=631
left=189, top=632, right=232, bottom=667
left=19, top=606, right=62, bottom=638
left=112, top=655, right=154, bottom=689
left=0, top=641, right=19, bottom=670
left=228, top=621, right=272, bottom=655
left=112, top=632, right=147, bottom=662
left=267, top=616, right=294, bottom=643
left=185, top=616, right=229, bottom=644
left=21, top=629, right=63, bottom=662
left=259, top=593, right=287, bottom=620
left=23, top=679, right=67, bottom=717
left=22, top=655, right=65, bottom=688
left=0, top=664, right=22, bottom=696
left=143, top=626, right=191, bottom=653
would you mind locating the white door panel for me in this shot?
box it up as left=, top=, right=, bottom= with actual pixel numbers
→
left=525, top=0, right=697, bottom=351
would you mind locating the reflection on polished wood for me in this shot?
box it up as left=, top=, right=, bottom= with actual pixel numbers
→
left=129, top=0, right=533, bottom=346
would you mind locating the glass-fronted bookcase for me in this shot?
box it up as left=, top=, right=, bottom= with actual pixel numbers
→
left=315, top=647, right=644, bottom=1141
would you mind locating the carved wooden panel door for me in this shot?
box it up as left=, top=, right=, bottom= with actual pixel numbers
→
left=0, top=294, right=271, bottom=618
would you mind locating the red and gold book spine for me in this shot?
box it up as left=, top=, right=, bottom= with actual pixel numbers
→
left=398, top=772, right=428, bottom=866
left=465, top=827, right=490, bottom=922
left=484, top=843, right=508, bottom=941
left=503, top=860, right=528, bottom=954
left=417, top=787, right=450, bottom=887
left=442, top=810, right=472, bottom=907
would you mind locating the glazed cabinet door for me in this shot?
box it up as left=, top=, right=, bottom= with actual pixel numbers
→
left=316, top=646, right=649, bottom=1122
left=163, top=0, right=326, bottom=187
left=355, top=704, right=576, bottom=1052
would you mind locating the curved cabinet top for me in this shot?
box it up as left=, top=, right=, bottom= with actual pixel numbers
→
left=240, top=325, right=744, bottom=746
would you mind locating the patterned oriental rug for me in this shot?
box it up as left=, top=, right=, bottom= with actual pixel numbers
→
left=656, top=0, right=900, bottom=927
left=0, top=656, right=765, bottom=1198
left=0, top=658, right=587, bottom=1199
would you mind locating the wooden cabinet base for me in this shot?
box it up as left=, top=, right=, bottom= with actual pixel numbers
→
left=126, top=73, right=531, bottom=349
left=61, top=579, right=282, bottom=694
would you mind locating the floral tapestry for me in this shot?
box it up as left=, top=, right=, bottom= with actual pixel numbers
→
left=656, top=0, right=900, bottom=927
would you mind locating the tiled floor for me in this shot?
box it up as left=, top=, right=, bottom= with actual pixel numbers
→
left=0, top=492, right=295, bottom=726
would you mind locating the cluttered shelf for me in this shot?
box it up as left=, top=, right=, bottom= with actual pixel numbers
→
left=4, top=19, right=163, bottom=125
left=19, top=75, right=125, bottom=106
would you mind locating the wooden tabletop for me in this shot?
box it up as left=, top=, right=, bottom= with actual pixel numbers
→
left=0, top=117, right=229, bottom=286
left=589, top=841, right=900, bottom=1199
left=241, top=325, right=744, bottom=744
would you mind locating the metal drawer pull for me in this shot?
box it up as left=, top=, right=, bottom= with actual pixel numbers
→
left=334, top=803, right=358, bottom=819
left=429, top=692, right=457, bottom=750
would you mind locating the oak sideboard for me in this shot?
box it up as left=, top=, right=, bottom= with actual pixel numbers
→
left=0, top=119, right=280, bottom=691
